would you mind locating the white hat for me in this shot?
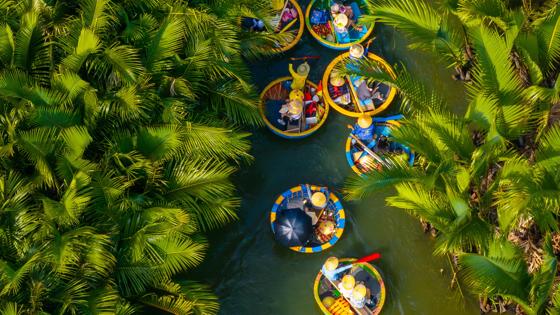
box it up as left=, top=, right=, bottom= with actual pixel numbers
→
left=350, top=44, right=365, bottom=59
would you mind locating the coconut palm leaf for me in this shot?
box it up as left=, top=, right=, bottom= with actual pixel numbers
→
left=530, top=235, right=557, bottom=314
left=536, top=124, right=560, bottom=168
left=79, top=0, right=114, bottom=32
left=180, top=123, right=252, bottom=162
left=87, top=44, right=144, bottom=85
left=0, top=254, right=40, bottom=296
left=0, top=24, right=14, bottom=66
left=141, top=280, right=219, bottom=315
left=61, top=28, right=102, bottom=72
left=455, top=0, right=509, bottom=30
left=78, top=286, right=120, bottom=315
left=143, top=16, right=185, bottom=73
left=532, top=7, right=560, bottom=76
left=208, top=80, right=262, bottom=126
left=344, top=159, right=427, bottom=200
left=467, top=26, right=523, bottom=100
left=344, top=59, right=449, bottom=114
left=458, top=239, right=531, bottom=305
left=364, top=0, right=466, bottom=67
left=0, top=302, right=20, bottom=315
left=13, top=10, right=50, bottom=81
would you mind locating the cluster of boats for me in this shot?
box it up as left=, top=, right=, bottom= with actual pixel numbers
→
left=250, top=1, right=417, bottom=314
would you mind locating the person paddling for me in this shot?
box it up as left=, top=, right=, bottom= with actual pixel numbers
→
left=321, top=257, right=355, bottom=282
left=289, top=62, right=310, bottom=90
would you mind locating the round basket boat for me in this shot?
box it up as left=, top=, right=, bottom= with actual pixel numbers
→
left=322, top=52, right=397, bottom=118
left=346, top=116, right=415, bottom=176
left=314, top=258, right=386, bottom=315
left=239, top=0, right=304, bottom=53
left=259, top=77, right=329, bottom=139
left=270, top=184, right=345, bottom=253
left=305, top=0, right=374, bottom=50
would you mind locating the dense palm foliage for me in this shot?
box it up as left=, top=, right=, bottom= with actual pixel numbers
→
left=0, top=0, right=270, bottom=313
left=345, top=0, right=560, bottom=313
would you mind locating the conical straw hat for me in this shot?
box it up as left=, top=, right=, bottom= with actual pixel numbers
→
left=311, top=192, right=327, bottom=208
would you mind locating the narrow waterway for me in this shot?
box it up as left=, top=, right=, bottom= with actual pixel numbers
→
left=195, top=2, right=479, bottom=314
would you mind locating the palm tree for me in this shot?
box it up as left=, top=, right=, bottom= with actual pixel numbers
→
left=345, top=0, right=560, bottom=312
left=0, top=0, right=261, bottom=313
left=459, top=236, right=560, bottom=314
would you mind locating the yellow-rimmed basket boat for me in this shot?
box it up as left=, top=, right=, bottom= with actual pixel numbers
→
left=314, top=258, right=386, bottom=315
left=270, top=184, right=345, bottom=253
left=305, top=0, right=374, bottom=50
left=346, top=115, right=415, bottom=176
left=259, top=77, right=329, bottom=139
left=322, top=52, right=397, bottom=117
left=239, top=0, right=304, bottom=53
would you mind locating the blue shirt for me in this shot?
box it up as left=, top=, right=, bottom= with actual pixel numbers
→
left=321, top=264, right=353, bottom=282
left=354, top=124, right=374, bottom=142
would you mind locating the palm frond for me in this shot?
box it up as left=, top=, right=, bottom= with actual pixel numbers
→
left=364, top=0, right=466, bottom=66
left=143, top=16, right=185, bottom=73
left=458, top=239, right=531, bottom=305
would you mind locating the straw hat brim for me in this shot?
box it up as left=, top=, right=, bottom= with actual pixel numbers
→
left=350, top=46, right=365, bottom=59
left=297, top=63, right=310, bottom=76
left=358, top=120, right=373, bottom=129
left=334, top=14, right=348, bottom=27
left=330, top=77, right=345, bottom=87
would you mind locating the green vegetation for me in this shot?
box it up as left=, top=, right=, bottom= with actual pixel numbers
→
left=345, top=0, right=560, bottom=313
left=0, top=0, right=282, bottom=313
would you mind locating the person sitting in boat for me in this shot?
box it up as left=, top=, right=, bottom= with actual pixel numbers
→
left=331, top=3, right=363, bottom=32
left=304, top=95, right=320, bottom=123
left=302, top=191, right=327, bottom=225
left=277, top=99, right=303, bottom=129
left=370, top=84, right=385, bottom=103
left=374, top=135, right=390, bottom=154
left=352, top=77, right=375, bottom=111
left=289, top=89, right=304, bottom=102
left=353, top=115, right=376, bottom=144
left=350, top=283, right=369, bottom=309
left=329, top=73, right=351, bottom=105
left=315, top=220, right=335, bottom=243
left=338, top=274, right=355, bottom=299
left=241, top=18, right=266, bottom=32
left=333, top=13, right=349, bottom=36
left=321, top=257, right=340, bottom=281
left=289, top=62, right=310, bottom=91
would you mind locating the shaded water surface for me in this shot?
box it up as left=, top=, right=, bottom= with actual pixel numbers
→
left=196, top=2, right=478, bottom=314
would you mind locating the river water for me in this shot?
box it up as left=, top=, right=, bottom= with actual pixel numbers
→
left=195, top=2, right=479, bottom=314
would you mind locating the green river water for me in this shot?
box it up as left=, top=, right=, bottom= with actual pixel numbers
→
left=195, top=3, right=481, bottom=314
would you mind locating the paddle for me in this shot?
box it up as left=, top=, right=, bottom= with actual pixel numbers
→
left=345, top=75, right=364, bottom=113
left=330, top=253, right=382, bottom=275
left=355, top=252, right=381, bottom=264
left=290, top=56, right=320, bottom=61
left=347, top=125, right=390, bottom=168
